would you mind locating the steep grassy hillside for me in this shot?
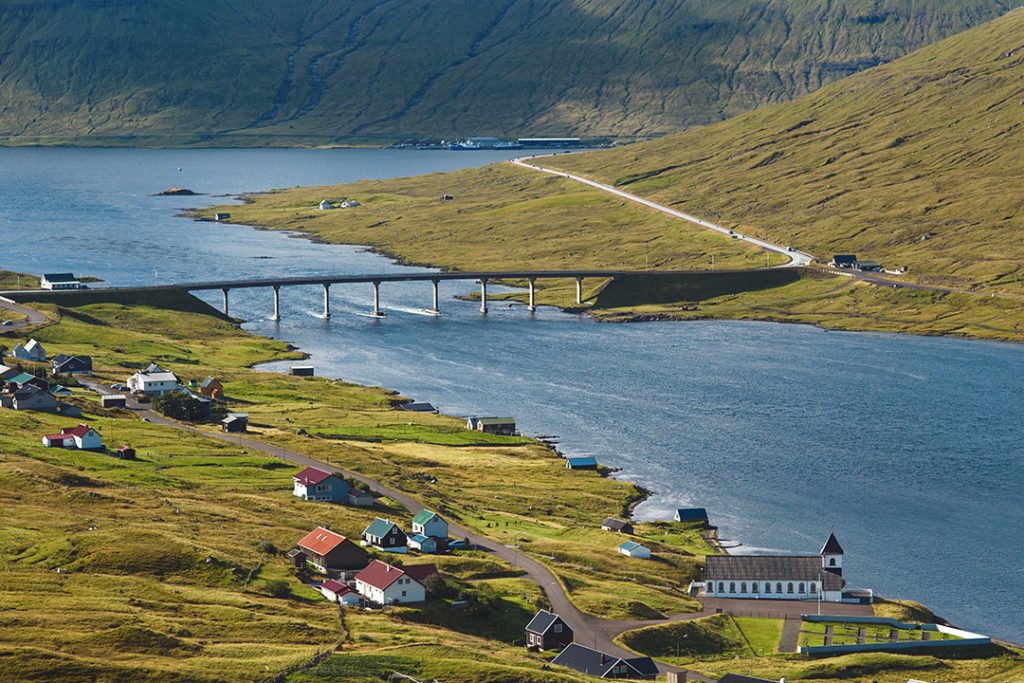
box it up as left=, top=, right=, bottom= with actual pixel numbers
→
left=0, top=0, right=1012, bottom=145
left=548, top=9, right=1024, bottom=293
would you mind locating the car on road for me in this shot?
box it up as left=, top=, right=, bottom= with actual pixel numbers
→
left=141, top=416, right=150, bottom=422
left=109, top=383, right=127, bottom=390
left=446, top=539, right=469, bottom=551
left=1, top=320, right=12, bottom=326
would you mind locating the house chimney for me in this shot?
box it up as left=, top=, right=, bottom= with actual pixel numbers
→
left=600, top=654, right=605, bottom=665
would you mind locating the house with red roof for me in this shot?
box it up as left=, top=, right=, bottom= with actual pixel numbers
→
left=292, top=466, right=349, bottom=503
left=319, top=579, right=360, bottom=606
left=295, top=526, right=368, bottom=573
left=41, top=423, right=102, bottom=450
left=354, top=560, right=435, bottom=605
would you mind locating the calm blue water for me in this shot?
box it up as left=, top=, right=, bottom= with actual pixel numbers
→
left=1, top=148, right=1021, bottom=643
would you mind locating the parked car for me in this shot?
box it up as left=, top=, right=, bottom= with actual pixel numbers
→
left=446, top=539, right=469, bottom=551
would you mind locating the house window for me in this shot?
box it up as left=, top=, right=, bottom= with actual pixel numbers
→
left=729, top=582, right=736, bottom=593
left=752, top=582, right=759, bottom=593
left=740, top=582, right=747, bottom=593
left=553, top=624, right=562, bottom=633
left=799, top=582, right=805, bottom=593
left=401, top=591, right=407, bottom=597
left=765, top=583, right=771, bottom=594
left=787, top=583, right=794, bottom=593
left=316, top=484, right=328, bottom=491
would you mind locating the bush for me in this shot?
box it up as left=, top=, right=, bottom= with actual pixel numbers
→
left=265, top=579, right=291, bottom=599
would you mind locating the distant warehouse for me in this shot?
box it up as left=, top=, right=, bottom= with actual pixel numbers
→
left=517, top=138, right=583, bottom=148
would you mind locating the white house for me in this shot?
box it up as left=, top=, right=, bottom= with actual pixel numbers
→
left=411, top=509, right=448, bottom=539
left=42, top=423, right=102, bottom=450
left=12, top=339, right=45, bottom=362
left=319, top=579, right=360, bottom=606
left=618, top=541, right=651, bottom=559
left=354, top=560, right=427, bottom=605
left=40, top=273, right=81, bottom=290
left=127, top=366, right=180, bottom=395
left=704, top=532, right=853, bottom=603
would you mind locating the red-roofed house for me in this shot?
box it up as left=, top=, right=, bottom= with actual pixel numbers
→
left=41, top=423, right=102, bottom=450
left=295, top=527, right=368, bottom=573
left=319, top=579, right=360, bottom=606
left=354, top=560, right=428, bottom=605
left=292, top=467, right=349, bottom=503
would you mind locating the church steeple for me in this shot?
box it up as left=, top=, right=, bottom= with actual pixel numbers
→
left=821, top=531, right=844, bottom=576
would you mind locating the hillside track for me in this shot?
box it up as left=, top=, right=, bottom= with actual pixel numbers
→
left=79, top=378, right=717, bottom=680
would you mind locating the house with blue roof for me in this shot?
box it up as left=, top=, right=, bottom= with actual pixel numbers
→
left=411, top=510, right=447, bottom=539
left=565, top=456, right=597, bottom=470
left=406, top=534, right=438, bottom=554
left=362, top=517, right=407, bottom=553
left=618, top=541, right=651, bottom=559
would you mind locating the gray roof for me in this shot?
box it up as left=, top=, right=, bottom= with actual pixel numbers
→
left=525, top=609, right=570, bottom=636
left=551, top=643, right=656, bottom=679
left=675, top=507, right=709, bottom=523
left=706, top=555, right=842, bottom=589
left=602, top=517, right=632, bottom=531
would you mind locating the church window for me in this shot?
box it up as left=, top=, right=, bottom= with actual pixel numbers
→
left=799, top=582, right=805, bottom=593
left=729, top=582, right=736, bottom=593
left=740, top=582, right=747, bottom=593
left=718, top=582, right=725, bottom=593
left=765, top=583, right=771, bottom=594
left=776, top=582, right=783, bottom=593
left=752, top=582, right=759, bottom=593
left=829, top=558, right=836, bottom=566
left=810, top=582, right=817, bottom=593
left=787, top=583, right=794, bottom=593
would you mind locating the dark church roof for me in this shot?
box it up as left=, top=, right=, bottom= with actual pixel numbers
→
left=705, top=555, right=842, bottom=590
left=821, top=532, right=844, bottom=555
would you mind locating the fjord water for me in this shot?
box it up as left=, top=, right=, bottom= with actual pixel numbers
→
left=1, top=148, right=1021, bottom=643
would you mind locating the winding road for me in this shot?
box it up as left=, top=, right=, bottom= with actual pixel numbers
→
left=0, top=295, right=49, bottom=331
left=73, top=379, right=867, bottom=680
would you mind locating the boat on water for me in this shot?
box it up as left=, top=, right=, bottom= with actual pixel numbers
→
left=449, top=142, right=481, bottom=150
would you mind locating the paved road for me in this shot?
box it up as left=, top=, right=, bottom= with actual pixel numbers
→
left=0, top=295, right=48, bottom=331
left=510, top=157, right=814, bottom=269
left=79, top=378, right=713, bottom=679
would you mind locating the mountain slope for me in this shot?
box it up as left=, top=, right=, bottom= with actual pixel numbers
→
left=547, top=8, right=1024, bottom=292
left=0, top=0, right=1013, bottom=145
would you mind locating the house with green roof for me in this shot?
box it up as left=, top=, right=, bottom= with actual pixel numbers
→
left=411, top=510, right=448, bottom=539
left=618, top=541, right=651, bottom=559
left=362, top=517, right=407, bottom=553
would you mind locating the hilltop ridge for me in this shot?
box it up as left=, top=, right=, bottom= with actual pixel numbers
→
left=0, top=0, right=1013, bottom=146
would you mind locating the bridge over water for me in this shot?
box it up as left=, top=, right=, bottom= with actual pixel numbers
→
left=3, top=268, right=775, bottom=319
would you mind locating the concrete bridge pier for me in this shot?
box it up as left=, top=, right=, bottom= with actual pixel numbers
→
left=575, top=276, right=583, bottom=305
left=322, top=283, right=331, bottom=319
left=371, top=280, right=384, bottom=317
left=528, top=278, right=536, bottom=313
left=426, top=278, right=441, bottom=316
left=271, top=285, right=281, bottom=321
left=479, top=278, right=488, bottom=314
left=221, top=288, right=230, bottom=316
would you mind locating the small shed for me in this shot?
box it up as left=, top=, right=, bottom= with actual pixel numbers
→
left=618, top=541, right=651, bottom=559
left=468, top=416, right=516, bottom=435
left=214, top=213, right=231, bottom=221
left=673, top=508, right=709, bottom=525
left=116, top=446, right=137, bottom=460
left=856, top=259, right=882, bottom=272
left=348, top=488, right=374, bottom=507
left=320, top=579, right=360, bottom=605
left=601, top=518, right=634, bottom=534
left=565, top=457, right=597, bottom=470
left=221, top=413, right=248, bottom=433
left=286, top=548, right=307, bottom=569
left=290, top=365, right=315, bottom=377
left=318, top=200, right=333, bottom=210
left=407, top=534, right=438, bottom=554
left=101, top=394, right=128, bottom=409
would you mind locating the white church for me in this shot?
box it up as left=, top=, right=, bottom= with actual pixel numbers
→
left=702, top=532, right=872, bottom=604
